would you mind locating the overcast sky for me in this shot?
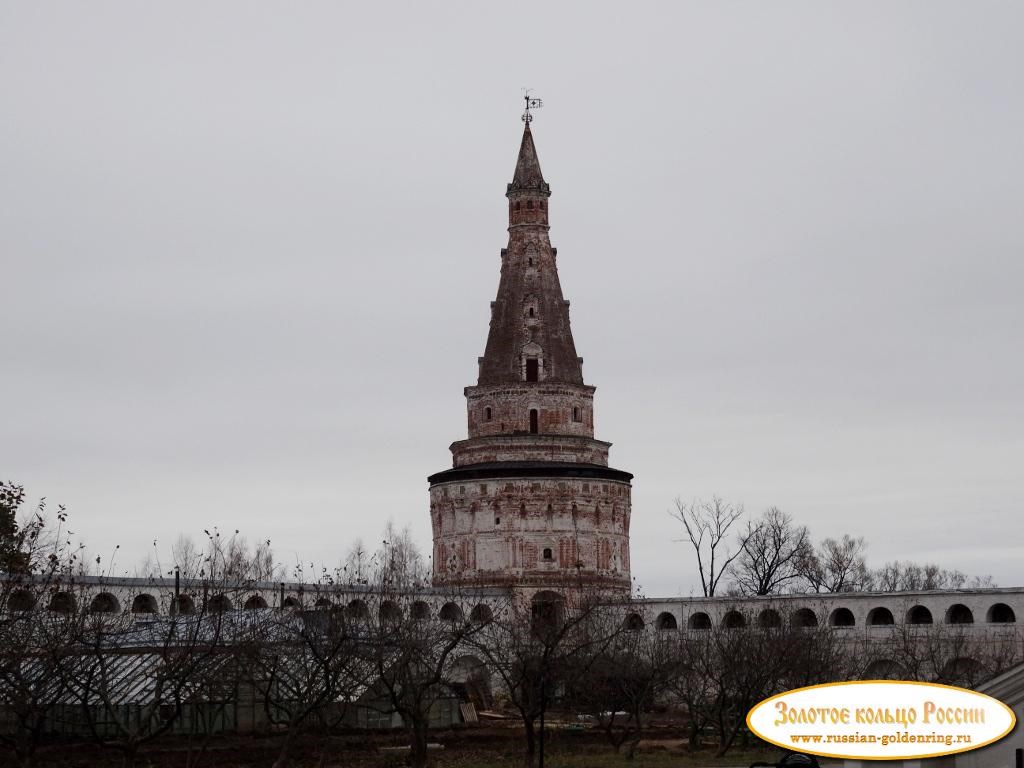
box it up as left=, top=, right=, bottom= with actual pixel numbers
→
left=2, top=2, right=1021, bottom=596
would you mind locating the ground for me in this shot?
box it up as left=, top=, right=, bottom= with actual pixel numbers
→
left=17, top=722, right=785, bottom=768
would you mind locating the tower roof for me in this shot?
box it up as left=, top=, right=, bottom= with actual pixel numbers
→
left=477, top=123, right=583, bottom=386
left=508, top=123, right=549, bottom=194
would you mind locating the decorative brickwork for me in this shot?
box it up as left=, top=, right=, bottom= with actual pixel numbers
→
left=429, top=122, right=633, bottom=594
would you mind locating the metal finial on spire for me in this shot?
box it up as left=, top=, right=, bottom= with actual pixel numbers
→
left=522, top=89, right=543, bottom=124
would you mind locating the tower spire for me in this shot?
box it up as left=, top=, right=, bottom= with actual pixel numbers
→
left=509, top=121, right=548, bottom=193
left=511, top=92, right=548, bottom=194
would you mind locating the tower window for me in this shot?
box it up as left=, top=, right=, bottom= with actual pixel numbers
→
left=485, top=407, right=492, bottom=421
left=495, top=517, right=500, bottom=526
left=528, top=307, right=535, bottom=318
left=527, top=200, right=533, bottom=209
left=572, top=406, right=581, bottom=422
left=542, top=548, right=553, bottom=561
left=529, top=409, right=539, bottom=434
left=526, top=359, right=539, bottom=381
left=540, top=201, right=545, bottom=210
left=515, top=201, right=521, bottom=210
left=528, top=257, right=533, bottom=266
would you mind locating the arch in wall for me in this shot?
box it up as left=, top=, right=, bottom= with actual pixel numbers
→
left=688, top=612, right=712, bottom=630
left=49, top=591, right=76, bottom=613
left=946, top=603, right=974, bottom=624
left=470, top=603, right=493, bottom=623
left=722, top=610, right=746, bottom=629
left=531, top=591, right=565, bottom=637
left=450, top=655, right=493, bottom=709
left=411, top=600, right=431, bottom=620
left=864, top=658, right=905, bottom=680
left=314, top=597, right=333, bottom=609
left=938, top=657, right=988, bottom=687
left=380, top=600, right=402, bottom=623
left=131, top=593, right=158, bottom=614
left=282, top=596, right=301, bottom=609
left=243, top=595, right=268, bottom=610
left=655, top=612, right=678, bottom=630
left=623, top=612, right=645, bottom=631
left=206, top=594, right=233, bottom=612
left=90, top=592, right=121, bottom=614
left=439, top=602, right=464, bottom=622
left=987, top=603, right=1015, bottom=623
left=829, top=607, right=856, bottom=627
left=791, top=608, right=818, bottom=628
left=867, top=607, right=895, bottom=626
left=8, top=589, right=35, bottom=612
left=170, top=594, right=195, bottom=615
left=346, top=599, right=369, bottom=621
left=758, top=609, right=782, bottom=628
left=907, top=605, right=933, bottom=624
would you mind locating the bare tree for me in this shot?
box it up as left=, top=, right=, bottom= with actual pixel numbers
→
left=0, top=484, right=87, bottom=768
left=670, top=497, right=748, bottom=597
left=363, top=589, right=485, bottom=768
left=872, top=561, right=991, bottom=592
left=570, top=622, right=676, bottom=759
left=342, top=538, right=371, bottom=585
left=466, top=584, right=628, bottom=768
left=799, top=534, right=870, bottom=593
left=732, top=507, right=811, bottom=596
left=56, top=551, right=257, bottom=768
left=669, top=611, right=855, bottom=756
left=247, top=601, right=371, bottom=768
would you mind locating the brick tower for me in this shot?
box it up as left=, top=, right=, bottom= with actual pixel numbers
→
left=428, top=117, right=633, bottom=595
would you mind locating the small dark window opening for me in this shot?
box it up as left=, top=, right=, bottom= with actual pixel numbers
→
left=540, top=201, right=545, bottom=210
left=529, top=409, right=539, bottom=434
left=494, top=517, right=500, bottom=526
left=528, top=257, right=533, bottom=266
left=526, top=359, right=539, bottom=382
left=572, top=406, right=581, bottom=422
left=542, top=548, right=553, bottom=561
left=527, top=200, right=533, bottom=209
left=528, top=307, right=535, bottom=317
left=484, top=407, right=492, bottom=421
left=515, top=201, right=521, bottom=210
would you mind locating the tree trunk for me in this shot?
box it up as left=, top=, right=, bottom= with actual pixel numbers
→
left=626, top=739, right=640, bottom=760
left=271, top=732, right=293, bottom=768
left=523, top=716, right=537, bottom=768
left=120, top=746, right=138, bottom=768
left=409, top=719, right=430, bottom=768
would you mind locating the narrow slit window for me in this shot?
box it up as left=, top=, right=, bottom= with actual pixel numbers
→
left=572, top=406, right=581, bottom=422
left=485, top=407, right=492, bottom=421
left=542, top=547, right=553, bottom=561
left=529, top=409, right=539, bottom=434
left=526, top=359, right=539, bottom=382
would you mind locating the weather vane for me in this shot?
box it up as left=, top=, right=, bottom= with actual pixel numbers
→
left=522, top=89, right=543, bottom=124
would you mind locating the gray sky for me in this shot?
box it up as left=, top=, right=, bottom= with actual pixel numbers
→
left=2, top=2, right=1021, bottom=595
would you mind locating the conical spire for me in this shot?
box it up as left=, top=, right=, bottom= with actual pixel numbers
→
left=477, top=123, right=583, bottom=386
left=508, top=123, right=549, bottom=194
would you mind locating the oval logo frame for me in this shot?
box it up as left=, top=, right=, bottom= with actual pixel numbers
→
left=746, top=680, right=1016, bottom=761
